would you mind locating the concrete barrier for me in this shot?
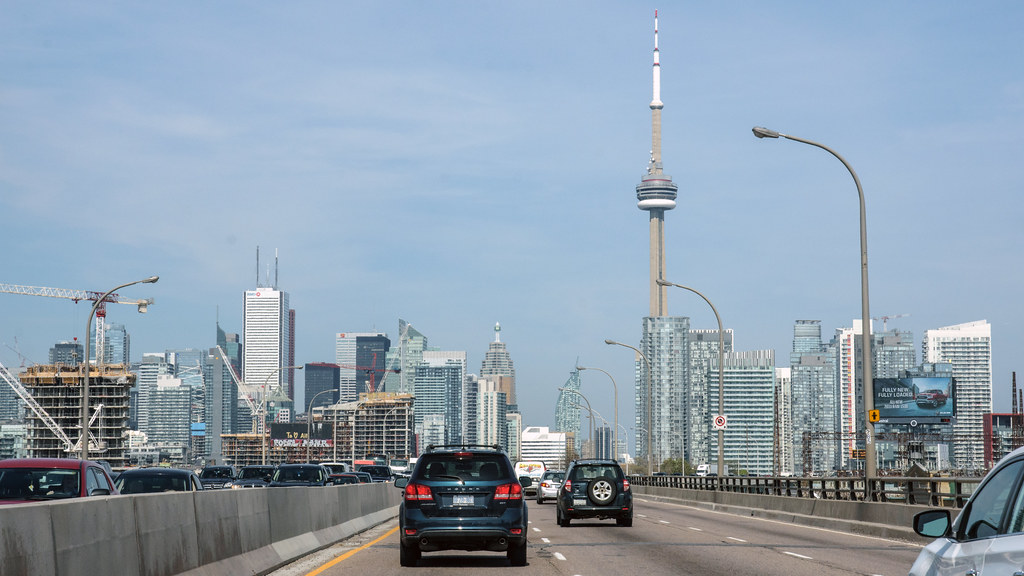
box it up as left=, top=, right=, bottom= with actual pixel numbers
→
left=0, top=483, right=401, bottom=576
left=634, top=484, right=932, bottom=541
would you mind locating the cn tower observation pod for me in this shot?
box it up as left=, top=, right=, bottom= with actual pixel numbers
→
left=636, top=171, right=678, bottom=211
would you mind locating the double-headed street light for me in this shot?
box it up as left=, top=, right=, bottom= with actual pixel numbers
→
left=656, top=278, right=726, bottom=477
left=576, top=365, right=618, bottom=465
left=82, top=275, right=159, bottom=460
left=752, top=126, right=876, bottom=482
left=306, top=388, right=340, bottom=460
left=605, top=339, right=653, bottom=474
left=262, top=365, right=304, bottom=465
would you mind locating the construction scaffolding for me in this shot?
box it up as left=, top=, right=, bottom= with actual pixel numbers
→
left=18, top=363, right=134, bottom=468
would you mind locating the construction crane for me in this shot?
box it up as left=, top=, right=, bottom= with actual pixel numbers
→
left=337, top=360, right=400, bottom=395
left=0, top=283, right=155, bottom=363
left=212, top=346, right=263, bottom=434
left=872, top=313, right=910, bottom=332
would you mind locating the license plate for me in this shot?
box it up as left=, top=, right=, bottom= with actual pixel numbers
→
left=573, top=498, right=587, bottom=506
left=453, top=494, right=474, bottom=506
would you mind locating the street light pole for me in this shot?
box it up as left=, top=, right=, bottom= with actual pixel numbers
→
left=656, top=279, right=726, bottom=477
left=577, top=365, right=619, bottom=465
left=606, top=340, right=653, bottom=474
left=81, top=275, right=158, bottom=461
left=306, top=387, right=339, bottom=461
left=752, top=126, right=876, bottom=483
left=262, top=365, right=304, bottom=465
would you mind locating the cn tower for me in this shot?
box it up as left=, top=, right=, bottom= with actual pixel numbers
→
left=636, top=10, right=678, bottom=317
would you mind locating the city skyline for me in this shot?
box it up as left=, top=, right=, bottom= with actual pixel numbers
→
left=2, top=3, right=1022, bottom=434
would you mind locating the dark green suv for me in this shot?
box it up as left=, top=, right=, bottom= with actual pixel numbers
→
left=556, top=459, right=632, bottom=527
left=395, top=445, right=531, bottom=567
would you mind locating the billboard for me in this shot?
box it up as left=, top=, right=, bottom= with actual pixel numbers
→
left=874, top=376, right=955, bottom=424
left=269, top=422, right=334, bottom=448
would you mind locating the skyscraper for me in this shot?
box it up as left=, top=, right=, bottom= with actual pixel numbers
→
left=555, top=369, right=583, bottom=457
left=480, top=322, right=516, bottom=405
left=923, top=320, right=992, bottom=470
left=101, top=323, right=130, bottom=366
left=336, top=332, right=391, bottom=401
left=414, top=351, right=467, bottom=445
left=708, top=350, right=776, bottom=476
left=305, top=363, right=340, bottom=412
left=243, top=286, right=291, bottom=423
left=788, top=321, right=839, bottom=475
left=380, top=320, right=427, bottom=396
left=49, top=341, right=83, bottom=366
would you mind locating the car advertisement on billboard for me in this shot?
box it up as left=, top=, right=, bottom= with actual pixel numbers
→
left=874, top=376, right=954, bottom=423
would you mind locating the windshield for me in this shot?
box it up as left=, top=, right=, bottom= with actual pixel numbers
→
left=117, top=473, right=189, bottom=493
left=239, top=467, right=272, bottom=479
left=200, top=468, right=234, bottom=479
left=0, top=468, right=80, bottom=501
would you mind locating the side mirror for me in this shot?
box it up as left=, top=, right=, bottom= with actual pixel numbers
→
left=913, top=509, right=951, bottom=538
left=395, top=477, right=409, bottom=489
left=518, top=476, right=533, bottom=488
left=89, top=488, right=111, bottom=496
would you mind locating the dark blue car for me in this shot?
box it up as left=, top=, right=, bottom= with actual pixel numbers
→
left=395, top=445, right=531, bottom=567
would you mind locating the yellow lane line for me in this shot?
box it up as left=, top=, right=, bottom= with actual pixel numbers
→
left=305, top=526, right=399, bottom=576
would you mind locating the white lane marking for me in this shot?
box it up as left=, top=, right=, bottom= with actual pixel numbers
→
left=541, top=537, right=550, bottom=543
left=532, top=527, right=541, bottom=532
left=728, top=537, right=747, bottom=543
left=659, top=520, right=671, bottom=524
left=553, top=552, right=566, bottom=561
left=688, top=526, right=703, bottom=531
left=637, top=514, right=648, bottom=518
left=783, top=551, right=813, bottom=560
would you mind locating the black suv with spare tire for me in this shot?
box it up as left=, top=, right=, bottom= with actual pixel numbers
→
left=555, top=459, right=632, bottom=527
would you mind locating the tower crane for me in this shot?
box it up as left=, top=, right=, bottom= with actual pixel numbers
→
left=212, top=346, right=264, bottom=434
left=872, top=313, right=910, bottom=332
left=0, top=283, right=155, bottom=364
left=337, top=361, right=400, bottom=395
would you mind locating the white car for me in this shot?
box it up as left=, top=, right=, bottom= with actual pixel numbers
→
left=535, top=470, right=565, bottom=504
left=909, top=445, right=1024, bottom=575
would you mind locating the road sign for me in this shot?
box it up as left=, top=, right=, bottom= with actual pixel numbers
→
left=712, top=415, right=727, bottom=430
left=868, top=409, right=880, bottom=423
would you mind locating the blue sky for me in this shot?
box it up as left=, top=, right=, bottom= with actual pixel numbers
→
left=2, top=2, right=1022, bottom=434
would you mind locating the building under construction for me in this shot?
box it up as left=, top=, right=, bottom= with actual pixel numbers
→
left=18, top=363, right=134, bottom=468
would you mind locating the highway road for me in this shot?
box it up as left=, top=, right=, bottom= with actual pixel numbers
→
left=270, top=496, right=924, bottom=576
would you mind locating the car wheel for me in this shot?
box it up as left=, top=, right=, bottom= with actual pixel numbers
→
left=400, top=540, right=420, bottom=567
left=507, top=540, right=527, bottom=566
left=588, top=478, right=617, bottom=506
left=536, top=496, right=543, bottom=504
left=617, top=516, right=633, bottom=527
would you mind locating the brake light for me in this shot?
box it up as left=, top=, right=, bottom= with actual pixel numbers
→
left=563, top=479, right=572, bottom=491
left=622, top=478, right=630, bottom=491
left=405, top=483, right=433, bottom=501
left=493, top=482, right=523, bottom=500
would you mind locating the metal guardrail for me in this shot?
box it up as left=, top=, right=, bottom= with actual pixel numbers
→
left=631, top=475, right=981, bottom=508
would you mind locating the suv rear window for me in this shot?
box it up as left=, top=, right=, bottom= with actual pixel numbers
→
left=418, top=453, right=511, bottom=481
left=570, top=464, right=623, bottom=481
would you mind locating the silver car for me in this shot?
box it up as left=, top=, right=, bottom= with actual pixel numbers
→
left=535, top=470, right=565, bottom=504
left=910, top=445, right=1024, bottom=575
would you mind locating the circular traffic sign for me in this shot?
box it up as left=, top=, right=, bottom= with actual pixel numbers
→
left=713, top=415, right=727, bottom=429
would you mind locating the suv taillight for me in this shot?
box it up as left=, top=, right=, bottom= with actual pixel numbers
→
left=493, top=482, right=523, bottom=500
left=405, top=483, right=433, bottom=501
left=622, top=477, right=630, bottom=491
left=563, top=479, right=572, bottom=491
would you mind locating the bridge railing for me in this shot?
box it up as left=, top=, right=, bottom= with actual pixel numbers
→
left=631, top=475, right=980, bottom=508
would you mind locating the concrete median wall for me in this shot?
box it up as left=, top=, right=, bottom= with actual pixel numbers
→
left=634, top=485, right=933, bottom=541
left=0, top=483, right=401, bottom=576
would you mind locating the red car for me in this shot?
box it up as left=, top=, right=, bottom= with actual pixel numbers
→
left=915, top=389, right=948, bottom=408
left=0, top=458, right=119, bottom=504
